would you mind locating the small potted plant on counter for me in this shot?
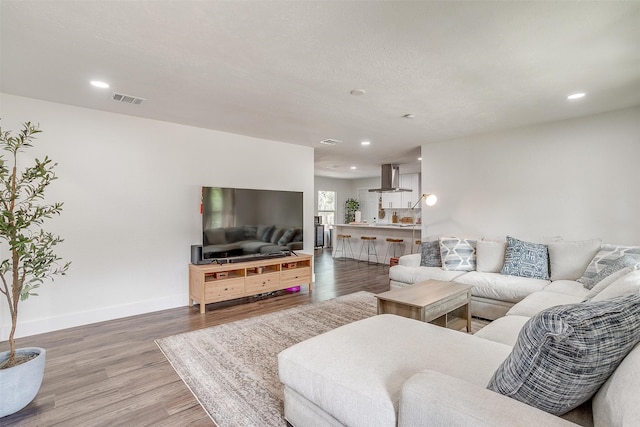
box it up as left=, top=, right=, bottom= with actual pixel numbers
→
left=0, top=121, right=70, bottom=417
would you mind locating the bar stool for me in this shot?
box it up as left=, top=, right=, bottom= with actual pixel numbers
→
left=414, top=240, right=422, bottom=253
left=358, top=236, right=378, bottom=265
left=334, top=234, right=354, bottom=263
left=384, top=238, right=404, bottom=268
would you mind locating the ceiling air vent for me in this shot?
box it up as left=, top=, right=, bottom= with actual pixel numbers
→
left=320, top=139, right=342, bottom=146
left=111, top=92, right=146, bottom=105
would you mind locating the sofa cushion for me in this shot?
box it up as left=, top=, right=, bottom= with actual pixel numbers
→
left=500, top=236, right=549, bottom=280
left=439, top=237, right=476, bottom=271
left=398, top=253, right=420, bottom=267
left=388, top=265, right=466, bottom=285
left=547, top=239, right=601, bottom=281
left=506, top=292, right=583, bottom=317
left=203, top=228, right=227, bottom=245
left=419, top=241, right=441, bottom=267
left=593, top=342, right=640, bottom=427
left=224, top=227, right=247, bottom=243
left=455, top=271, right=549, bottom=304
left=541, top=280, right=590, bottom=298
left=591, top=270, right=640, bottom=302
left=476, top=240, right=506, bottom=273
left=474, top=315, right=531, bottom=347
left=278, top=314, right=512, bottom=427
left=488, top=294, right=640, bottom=416
left=578, top=244, right=640, bottom=286
left=580, top=255, right=639, bottom=290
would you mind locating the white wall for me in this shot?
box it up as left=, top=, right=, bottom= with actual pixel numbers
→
left=420, top=106, right=640, bottom=244
left=313, top=176, right=357, bottom=225
left=0, top=94, right=315, bottom=339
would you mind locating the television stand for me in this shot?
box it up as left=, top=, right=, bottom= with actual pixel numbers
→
left=188, top=253, right=313, bottom=314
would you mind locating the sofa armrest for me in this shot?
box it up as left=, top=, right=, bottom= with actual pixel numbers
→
left=398, top=253, right=421, bottom=267
left=399, top=370, right=579, bottom=427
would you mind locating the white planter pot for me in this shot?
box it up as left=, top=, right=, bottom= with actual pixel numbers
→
left=0, top=347, right=46, bottom=418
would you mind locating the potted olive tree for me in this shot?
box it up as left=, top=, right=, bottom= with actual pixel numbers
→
left=0, top=122, right=69, bottom=417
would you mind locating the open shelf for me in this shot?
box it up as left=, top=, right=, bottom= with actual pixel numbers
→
left=189, top=254, right=313, bottom=313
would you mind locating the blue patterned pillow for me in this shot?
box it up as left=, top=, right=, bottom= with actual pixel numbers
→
left=488, top=294, right=640, bottom=415
left=439, top=238, right=476, bottom=271
left=419, top=241, right=441, bottom=267
left=500, top=236, right=549, bottom=280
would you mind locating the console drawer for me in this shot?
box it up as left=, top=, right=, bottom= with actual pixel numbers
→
left=205, top=278, right=245, bottom=302
left=280, top=267, right=311, bottom=287
left=245, top=272, right=280, bottom=293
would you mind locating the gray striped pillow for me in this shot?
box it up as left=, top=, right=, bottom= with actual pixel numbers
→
left=487, top=294, right=640, bottom=415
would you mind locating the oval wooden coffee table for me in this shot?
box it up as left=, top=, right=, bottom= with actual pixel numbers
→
left=375, top=279, right=473, bottom=332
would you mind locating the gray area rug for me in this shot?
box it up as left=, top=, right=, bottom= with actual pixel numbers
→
left=156, top=291, right=488, bottom=427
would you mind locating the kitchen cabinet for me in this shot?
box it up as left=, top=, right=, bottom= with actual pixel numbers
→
left=381, top=191, right=402, bottom=209
left=400, top=174, right=420, bottom=208
left=372, top=173, right=421, bottom=210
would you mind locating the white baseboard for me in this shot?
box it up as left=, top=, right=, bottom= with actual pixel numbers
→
left=0, top=293, right=189, bottom=341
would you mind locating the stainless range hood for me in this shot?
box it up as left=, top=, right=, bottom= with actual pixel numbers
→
left=368, top=164, right=411, bottom=193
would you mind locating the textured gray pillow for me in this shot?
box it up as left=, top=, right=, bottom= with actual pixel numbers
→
left=487, top=294, right=640, bottom=415
left=578, top=244, right=640, bottom=285
left=581, top=255, right=640, bottom=290
left=419, top=241, right=441, bottom=267
left=500, top=236, right=549, bottom=280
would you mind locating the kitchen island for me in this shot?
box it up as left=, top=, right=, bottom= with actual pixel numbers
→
left=333, top=223, right=421, bottom=263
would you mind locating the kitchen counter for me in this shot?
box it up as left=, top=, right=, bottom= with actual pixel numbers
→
left=333, top=224, right=422, bottom=263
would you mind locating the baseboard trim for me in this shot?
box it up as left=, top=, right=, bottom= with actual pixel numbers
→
left=0, top=294, right=189, bottom=340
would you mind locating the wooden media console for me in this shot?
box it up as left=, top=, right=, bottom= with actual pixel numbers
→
left=188, top=254, right=313, bottom=313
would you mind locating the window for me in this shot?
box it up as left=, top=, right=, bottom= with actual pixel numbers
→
left=317, top=190, right=336, bottom=225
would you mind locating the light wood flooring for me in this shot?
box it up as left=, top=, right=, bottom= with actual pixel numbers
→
left=0, top=249, right=391, bottom=426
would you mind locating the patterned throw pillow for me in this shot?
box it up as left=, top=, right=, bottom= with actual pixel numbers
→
left=580, top=255, right=640, bottom=290
left=439, top=238, right=476, bottom=271
left=487, top=294, right=640, bottom=415
left=419, top=241, right=442, bottom=267
left=578, top=245, right=640, bottom=286
left=500, top=236, right=549, bottom=280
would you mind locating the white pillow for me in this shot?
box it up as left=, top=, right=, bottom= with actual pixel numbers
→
left=583, top=266, right=637, bottom=301
left=592, top=270, right=640, bottom=302
left=547, top=239, right=601, bottom=281
left=476, top=240, right=506, bottom=273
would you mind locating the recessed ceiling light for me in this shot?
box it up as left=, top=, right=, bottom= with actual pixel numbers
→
left=90, top=80, right=110, bottom=89
left=361, top=141, right=371, bottom=146
left=350, top=166, right=357, bottom=170
left=567, top=92, right=586, bottom=100
left=417, top=157, right=422, bottom=161
left=403, top=113, right=415, bottom=119
left=350, top=89, right=366, bottom=96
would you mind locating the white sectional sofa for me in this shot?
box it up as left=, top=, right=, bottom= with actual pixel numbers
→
left=389, top=237, right=609, bottom=320
left=278, top=238, right=640, bottom=427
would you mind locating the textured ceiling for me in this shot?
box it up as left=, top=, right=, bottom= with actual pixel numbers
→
left=1, top=1, right=639, bottom=178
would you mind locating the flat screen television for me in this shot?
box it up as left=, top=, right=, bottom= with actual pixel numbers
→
left=201, top=186, right=304, bottom=260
